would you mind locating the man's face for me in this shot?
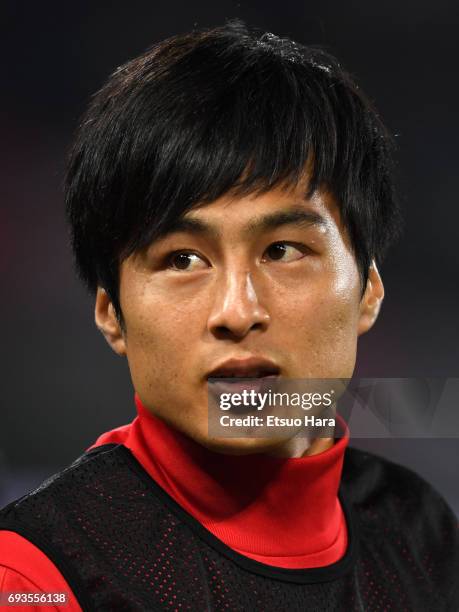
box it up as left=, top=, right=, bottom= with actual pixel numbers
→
left=97, top=178, right=383, bottom=455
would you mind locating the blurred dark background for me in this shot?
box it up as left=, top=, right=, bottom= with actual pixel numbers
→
left=1, top=1, right=458, bottom=513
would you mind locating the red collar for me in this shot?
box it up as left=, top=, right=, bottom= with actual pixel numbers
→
left=89, top=394, right=350, bottom=568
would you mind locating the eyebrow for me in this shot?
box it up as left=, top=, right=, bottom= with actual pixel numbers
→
left=245, top=207, right=328, bottom=235
left=156, top=206, right=328, bottom=241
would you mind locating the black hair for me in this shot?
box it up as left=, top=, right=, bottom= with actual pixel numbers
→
left=65, top=21, right=401, bottom=323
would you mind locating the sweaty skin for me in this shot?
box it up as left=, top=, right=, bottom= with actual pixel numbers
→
left=95, top=177, right=384, bottom=457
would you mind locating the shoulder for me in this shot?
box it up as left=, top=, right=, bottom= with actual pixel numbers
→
left=342, top=445, right=457, bottom=524
left=0, top=444, right=128, bottom=611
left=342, top=446, right=458, bottom=606
left=0, top=444, right=126, bottom=523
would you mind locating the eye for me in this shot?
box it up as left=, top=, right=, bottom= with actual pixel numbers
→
left=166, top=251, right=208, bottom=271
left=262, top=242, right=308, bottom=263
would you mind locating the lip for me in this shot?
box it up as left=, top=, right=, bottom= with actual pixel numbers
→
left=208, top=375, right=279, bottom=400
left=206, top=356, right=281, bottom=379
left=207, top=374, right=280, bottom=415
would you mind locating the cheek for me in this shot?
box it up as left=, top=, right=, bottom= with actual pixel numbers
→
left=274, top=269, right=361, bottom=376
left=120, top=280, right=207, bottom=388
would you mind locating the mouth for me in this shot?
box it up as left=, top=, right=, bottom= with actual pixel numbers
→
left=206, top=357, right=281, bottom=380
left=207, top=358, right=281, bottom=411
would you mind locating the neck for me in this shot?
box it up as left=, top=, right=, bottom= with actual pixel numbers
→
left=266, top=434, right=335, bottom=458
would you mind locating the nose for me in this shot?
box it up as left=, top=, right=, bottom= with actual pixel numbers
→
left=207, top=269, right=271, bottom=339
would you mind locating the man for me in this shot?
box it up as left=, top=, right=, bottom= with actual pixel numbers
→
left=0, top=22, right=457, bottom=611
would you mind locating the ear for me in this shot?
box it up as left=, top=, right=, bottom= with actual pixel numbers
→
left=358, top=261, right=385, bottom=336
left=94, top=287, right=127, bottom=355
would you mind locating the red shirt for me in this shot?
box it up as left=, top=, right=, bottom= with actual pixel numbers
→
left=0, top=396, right=349, bottom=611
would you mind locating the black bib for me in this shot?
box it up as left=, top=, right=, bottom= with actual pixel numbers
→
left=0, top=443, right=457, bottom=611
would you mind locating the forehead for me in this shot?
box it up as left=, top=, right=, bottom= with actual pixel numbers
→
left=160, top=181, right=345, bottom=242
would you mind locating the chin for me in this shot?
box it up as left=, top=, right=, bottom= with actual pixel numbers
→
left=195, top=434, right=287, bottom=456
